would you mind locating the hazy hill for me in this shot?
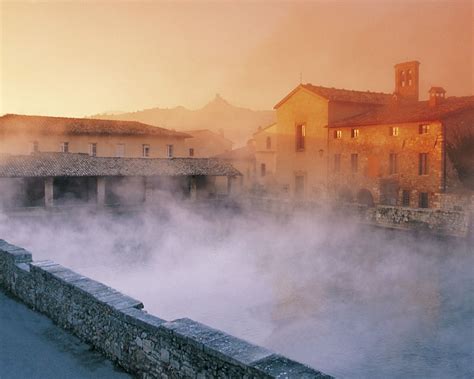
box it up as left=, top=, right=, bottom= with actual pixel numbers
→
left=91, top=95, right=276, bottom=146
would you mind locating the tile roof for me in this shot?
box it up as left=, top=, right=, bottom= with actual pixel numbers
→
left=0, top=153, right=241, bottom=178
left=214, top=145, right=255, bottom=161
left=274, top=84, right=391, bottom=109
left=302, top=84, right=392, bottom=104
left=331, top=96, right=474, bottom=127
left=0, top=114, right=190, bottom=138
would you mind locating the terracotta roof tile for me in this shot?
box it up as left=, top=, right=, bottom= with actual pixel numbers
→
left=331, top=96, right=474, bottom=127
left=0, top=114, right=190, bottom=138
left=301, top=84, right=392, bottom=105
left=274, top=84, right=391, bottom=109
left=0, top=153, right=241, bottom=177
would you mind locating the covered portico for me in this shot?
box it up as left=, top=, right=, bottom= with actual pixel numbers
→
left=0, top=153, right=241, bottom=210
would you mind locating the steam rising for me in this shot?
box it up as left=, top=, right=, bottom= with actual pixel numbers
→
left=0, top=188, right=472, bottom=378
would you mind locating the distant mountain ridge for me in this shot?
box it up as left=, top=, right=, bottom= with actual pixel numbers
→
left=91, top=94, right=276, bottom=146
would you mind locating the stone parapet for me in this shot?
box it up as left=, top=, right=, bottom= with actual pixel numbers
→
left=0, top=239, right=331, bottom=379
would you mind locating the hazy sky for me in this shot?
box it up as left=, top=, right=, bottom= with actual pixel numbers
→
left=1, top=0, right=472, bottom=117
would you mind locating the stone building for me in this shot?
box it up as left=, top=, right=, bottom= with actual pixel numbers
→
left=0, top=114, right=190, bottom=158
left=329, top=64, right=474, bottom=209
left=272, top=80, right=391, bottom=199
left=267, top=61, right=473, bottom=209
left=183, top=129, right=234, bottom=158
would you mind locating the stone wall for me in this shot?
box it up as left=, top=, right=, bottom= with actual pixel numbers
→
left=241, top=196, right=472, bottom=238
left=362, top=205, right=471, bottom=237
left=0, top=239, right=331, bottom=379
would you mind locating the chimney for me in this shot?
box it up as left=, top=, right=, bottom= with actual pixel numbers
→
left=428, top=87, right=446, bottom=107
left=394, top=61, right=420, bottom=102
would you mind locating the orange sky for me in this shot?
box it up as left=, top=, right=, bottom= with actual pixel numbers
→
left=1, top=0, right=472, bottom=117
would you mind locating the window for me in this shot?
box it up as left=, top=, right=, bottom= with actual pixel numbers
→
left=167, top=144, right=174, bottom=158
left=30, top=141, right=39, bottom=153
left=260, top=163, right=266, bottom=177
left=295, top=175, right=305, bottom=196
left=419, top=153, right=428, bottom=175
left=266, top=136, right=272, bottom=150
left=142, top=144, right=150, bottom=158
left=89, top=143, right=97, bottom=157
left=389, top=127, right=399, bottom=136
left=60, top=142, right=69, bottom=153
left=407, top=70, right=413, bottom=86
left=296, top=124, right=305, bottom=151
left=334, top=130, right=342, bottom=139
left=402, top=190, right=410, bottom=207
left=389, top=153, right=398, bottom=174
left=334, top=154, right=341, bottom=172
left=419, top=124, right=429, bottom=134
left=351, top=153, right=358, bottom=173
left=116, top=143, right=125, bottom=157
left=351, top=128, right=359, bottom=138
left=189, top=148, right=194, bottom=157
left=419, top=192, right=429, bottom=208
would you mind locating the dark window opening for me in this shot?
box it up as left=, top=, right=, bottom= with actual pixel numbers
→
left=351, top=153, right=358, bottom=173
left=266, top=137, right=272, bottom=149
left=296, top=124, right=305, bottom=151
left=419, top=192, right=429, bottom=208
left=334, top=154, right=341, bottom=172
left=61, top=142, right=69, bottom=153
left=402, top=190, right=410, bottom=207
left=189, top=148, right=194, bottom=157
left=142, top=144, right=150, bottom=158
left=419, top=124, right=429, bottom=134
left=419, top=153, right=428, bottom=175
left=260, top=163, right=266, bottom=177
left=389, top=153, right=398, bottom=174
left=295, top=175, right=305, bottom=196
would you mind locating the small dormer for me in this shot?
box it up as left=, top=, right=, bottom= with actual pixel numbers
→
left=428, top=87, right=446, bottom=107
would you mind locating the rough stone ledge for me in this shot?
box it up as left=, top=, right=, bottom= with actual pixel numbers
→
left=251, top=354, right=332, bottom=379
left=119, top=307, right=166, bottom=331
left=30, top=262, right=144, bottom=311
left=162, top=318, right=274, bottom=369
left=203, top=333, right=274, bottom=368
left=0, top=239, right=32, bottom=263
left=14, top=262, right=30, bottom=272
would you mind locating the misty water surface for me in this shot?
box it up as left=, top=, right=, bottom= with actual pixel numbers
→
left=0, top=203, right=472, bottom=379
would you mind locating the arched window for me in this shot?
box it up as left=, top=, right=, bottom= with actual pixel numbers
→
left=266, top=136, right=271, bottom=149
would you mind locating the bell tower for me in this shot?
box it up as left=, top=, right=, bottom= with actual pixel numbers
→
left=394, top=61, right=420, bottom=102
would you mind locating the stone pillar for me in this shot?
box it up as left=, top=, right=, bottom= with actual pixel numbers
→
left=145, top=177, right=155, bottom=203
left=190, top=176, right=197, bottom=201
left=226, top=176, right=241, bottom=197
left=227, top=176, right=232, bottom=196
left=44, top=177, right=54, bottom=208
left=97, top=177, right=106, bottom=206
